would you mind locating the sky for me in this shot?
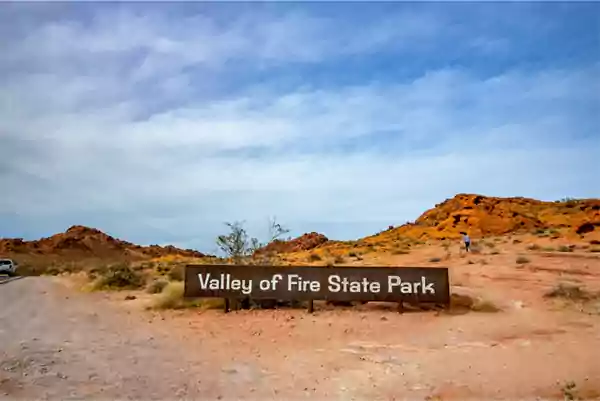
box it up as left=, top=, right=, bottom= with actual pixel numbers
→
left=1, top=2, right=599, bottom=254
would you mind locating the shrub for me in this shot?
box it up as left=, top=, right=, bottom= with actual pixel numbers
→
left=589, top=247, right=600, bottom=253
left=527, top=244, right=541, bottom=251
left=167, top=265, right=184, bottom=281
left=146, top=278, right=169, bottom=294
left=450, top=293, right=501, bottom=313
left=152, top=281, right=185, bottom=309
left=308, top=253, right=322, bottom=261
left=92, top=263, right=145, bottom=290
left=150, top=282, right=224, bottom=310
left=348, top=251, right=357, bottom=257
left=333, top=255, right=345, bottom=264
left=544, top=283, right=594, bottom=301
left=542, top=246, right=555, bottom=252
left=471, top=298, right=501, bottom=312
left=516, top=256, right=530, bottom=264
left=557, top=245, right=573, bottom=253
left=490, top=250, right=500, bottom=255
left=392, top=248, right=410, bottom=255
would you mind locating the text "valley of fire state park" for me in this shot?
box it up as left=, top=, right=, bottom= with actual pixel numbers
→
left=197, top=273, right=437, bottom=296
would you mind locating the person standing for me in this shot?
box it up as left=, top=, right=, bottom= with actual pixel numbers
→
left=461, top=231, right=471, bottom=252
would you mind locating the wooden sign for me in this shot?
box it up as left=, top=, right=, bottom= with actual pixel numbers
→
left=184, top=265, right=450, bottom=310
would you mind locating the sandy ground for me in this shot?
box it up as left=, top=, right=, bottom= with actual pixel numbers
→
left=1, top=238, right=600, bottom=400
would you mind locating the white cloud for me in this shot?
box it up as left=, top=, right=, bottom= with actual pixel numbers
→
left=1, top=4, right=598, bottom=250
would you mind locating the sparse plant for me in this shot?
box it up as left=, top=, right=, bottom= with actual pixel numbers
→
left=543, top=246, right=556, bottom=252
left=392, top=248, right=410, bottom=255
left=561, top=380, right=579, bottom=401
left=589, top=247, right=600, bottom=253
left=216, top=217, right=290, bottom=264
left=92, top=263, right=145, bottom=290
left=471, top=298, right=501, bottom=312
left=527, top=244, right=541, bottom=251
left=333, top=255, right=345, bottom=264
left=146, top=278, right=169, bottom=294
left=348, top=251, right=357, bottom=257
left=150, top=282, right=224, bottom=310
left=484, top=241, right=496, bottom=249
left=151, top=281, right=185, bottom=309
left=167, top=265, right=184, bottom=281
left=516, top=256, right=530, bottom=264
left=308, top=253, right=322, bottom=261
left=490, top=250, right=500, bottom=255
left=557, top=245, right=573, bottom=253
left=545, top=283, right=594, bottom=301
left=429, top=257, right=442, bottom=263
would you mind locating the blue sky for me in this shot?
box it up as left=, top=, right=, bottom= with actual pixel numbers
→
left=1, top=2, right=599, bottom=253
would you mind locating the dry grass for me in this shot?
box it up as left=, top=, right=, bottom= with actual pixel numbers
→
left=557, top=245, right=574, bottom=253
left=392, top=248, right=410, bottom=255
left=146, top=278, right=169, bottom=294
left=544, top=283, right=597, bottom=301
left=333, top=255, right=345, bottom=264
left=450, top=293, right=501, bottom=313
left=150, top=281, right=224, bottom=310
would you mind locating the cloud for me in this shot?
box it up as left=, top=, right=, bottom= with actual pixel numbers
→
left=1, top=3, right=599, bottom=251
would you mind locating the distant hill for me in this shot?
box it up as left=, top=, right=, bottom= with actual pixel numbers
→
left=0, top=225, right=206, bottom=261
left=368, top=194, right=600, bottom=242
left=259, top=194, right=600, bottom=255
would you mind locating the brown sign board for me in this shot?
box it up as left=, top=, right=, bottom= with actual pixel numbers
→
left=184, top=265, right=450, bottom=304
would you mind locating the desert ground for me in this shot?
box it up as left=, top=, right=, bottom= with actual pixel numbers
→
left=2, top=235, right=600, bottom=401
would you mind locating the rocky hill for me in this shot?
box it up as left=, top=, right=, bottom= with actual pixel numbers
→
left=0, top=225, right=205, bottom=261
left=368, top=194, right=600, bottom=242
left=255, top=232, right=329, bottom=255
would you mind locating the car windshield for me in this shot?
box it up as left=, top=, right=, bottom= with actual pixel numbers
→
left=0, top=260, right=12, bottom=265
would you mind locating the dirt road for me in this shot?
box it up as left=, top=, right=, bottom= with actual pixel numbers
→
left=1, top=276, right=600, bottom=400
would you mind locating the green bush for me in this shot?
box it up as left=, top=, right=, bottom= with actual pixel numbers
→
left=92, top=263, right=145, bottom=290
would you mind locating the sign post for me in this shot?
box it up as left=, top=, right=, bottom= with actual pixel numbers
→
left=184, top=265, right=450, bottom=313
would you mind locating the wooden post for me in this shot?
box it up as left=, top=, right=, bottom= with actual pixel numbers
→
left=307, top=299, right=314, bottom=314
left=397, top=301, right=405, bottom=314
left=223, top=298, right=229, bottom=313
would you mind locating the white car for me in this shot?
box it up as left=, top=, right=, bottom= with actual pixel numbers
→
left=0, top=259, right=17, bottom=276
